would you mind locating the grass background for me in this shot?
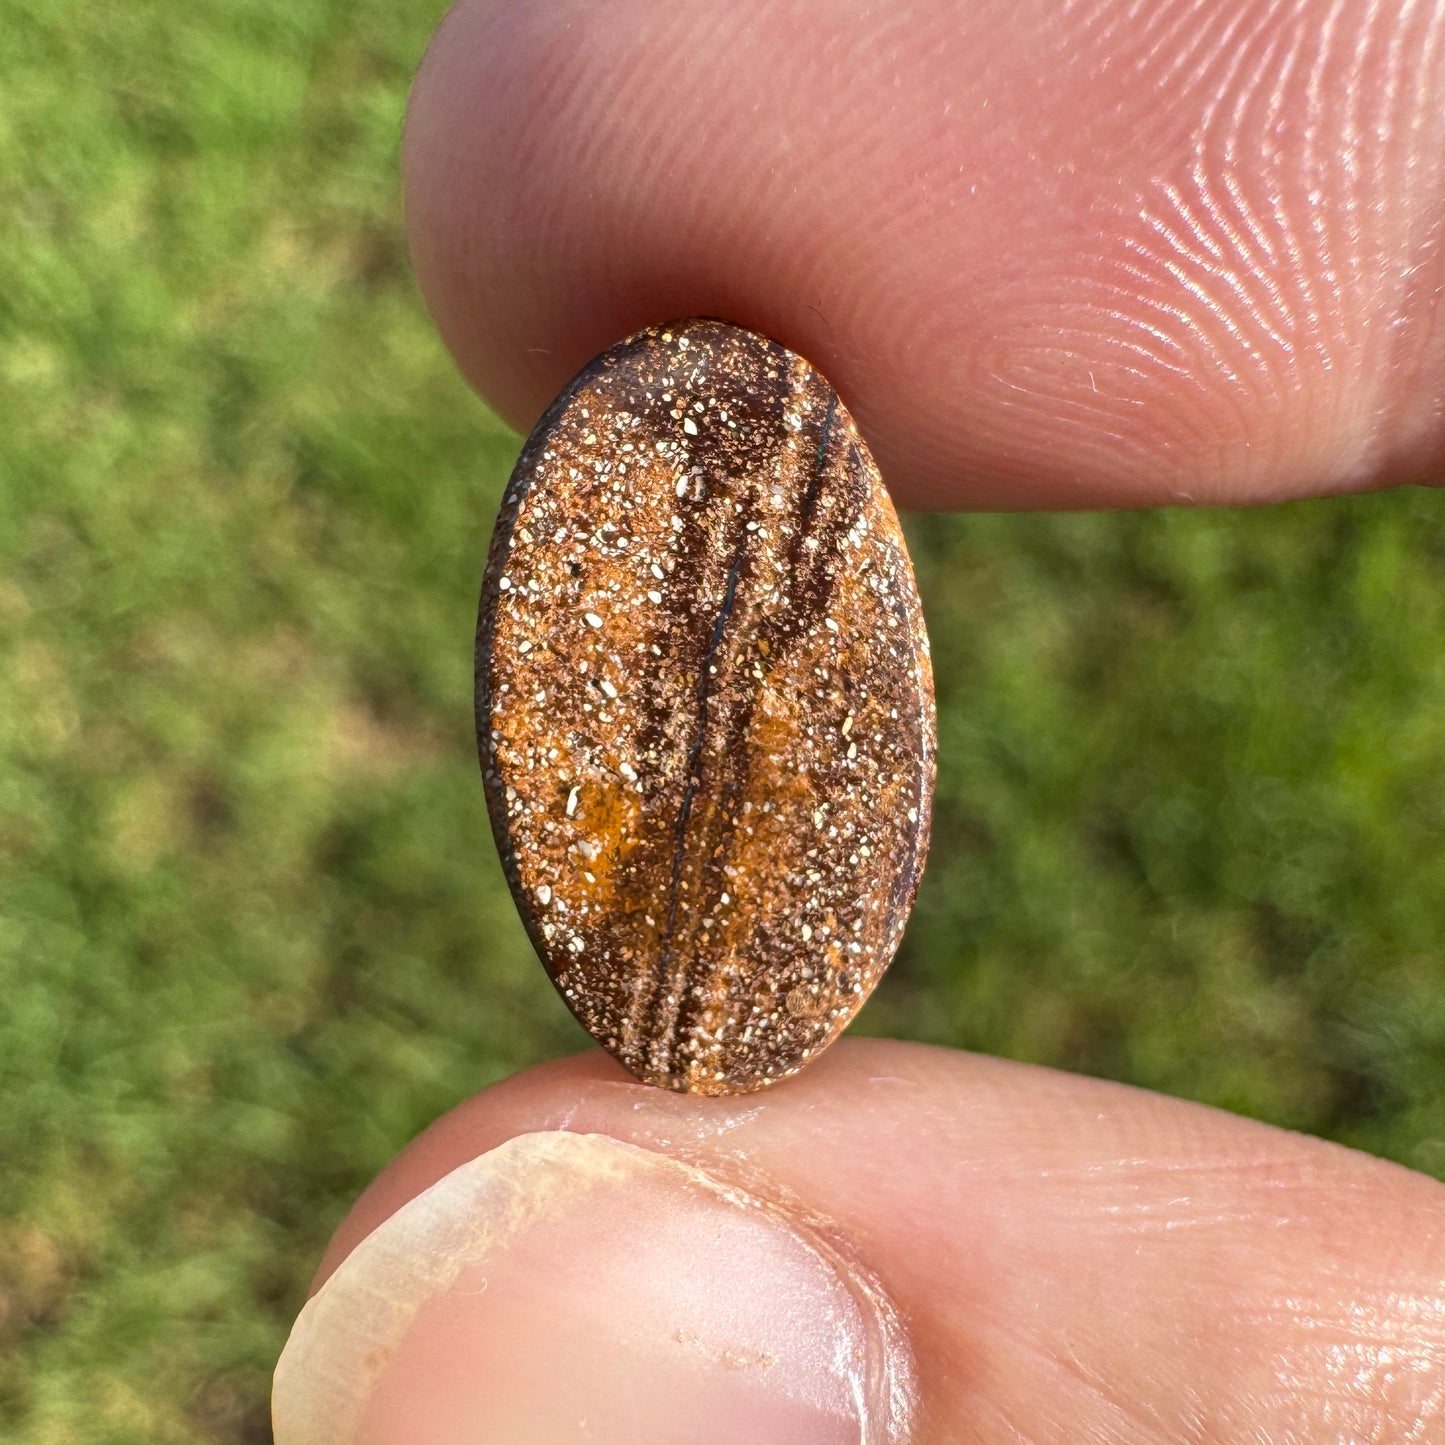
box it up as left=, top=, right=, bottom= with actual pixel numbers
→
left=2, top=2, right=1443, bottom=1440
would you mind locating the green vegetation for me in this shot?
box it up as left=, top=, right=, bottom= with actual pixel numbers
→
left=2, top=3, right=1442, bottom=1440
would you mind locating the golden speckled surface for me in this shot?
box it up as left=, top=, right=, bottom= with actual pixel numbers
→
left=477, top=320, right=935, bottom=1093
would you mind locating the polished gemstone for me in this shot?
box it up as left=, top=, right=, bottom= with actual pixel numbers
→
left=477, top=319, right=935, bottom=1094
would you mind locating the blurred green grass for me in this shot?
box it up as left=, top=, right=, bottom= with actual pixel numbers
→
left=1, top=2, right=1442, bottom=1440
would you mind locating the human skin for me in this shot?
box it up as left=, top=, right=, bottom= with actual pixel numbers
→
left=273, top=2, right=1445, bottom=1440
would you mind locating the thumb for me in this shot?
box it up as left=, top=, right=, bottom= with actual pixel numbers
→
left=272, top=1043, right=1445, bottom=1442
left=274, top=1129, right=909, bottom=1442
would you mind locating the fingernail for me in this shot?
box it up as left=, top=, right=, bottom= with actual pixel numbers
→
left=273, top=1131, right=913, bottom=1443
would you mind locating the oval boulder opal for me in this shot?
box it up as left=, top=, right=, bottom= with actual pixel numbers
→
left=477, top=319, right=935, bottom=1094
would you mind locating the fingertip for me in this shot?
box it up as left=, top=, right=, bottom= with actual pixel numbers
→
left=402, top=1, right=853, bottom=445
left=405, top=0, right=1445, bottom=509
left=310, top=1051, right=621, bottom=1291
left=276, top=1130, right=914, bottom=1444
left=283, top=1041, right=1445, bottom=1441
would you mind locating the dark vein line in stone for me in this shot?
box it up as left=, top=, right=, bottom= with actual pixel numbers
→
left=664, top=383, right=843, bottom=1067
left=800, top=389, right=838, bottom=530
left=649, top=523, right=750, bottom=1063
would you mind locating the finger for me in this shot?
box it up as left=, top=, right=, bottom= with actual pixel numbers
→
left=273, top=1040, right=1445, bottom=1442
left=402, top=0, right=1445, bottom=510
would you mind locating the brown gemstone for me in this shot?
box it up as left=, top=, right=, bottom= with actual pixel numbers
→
left=477, top=319, right=935, bottom=1094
